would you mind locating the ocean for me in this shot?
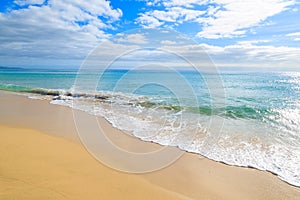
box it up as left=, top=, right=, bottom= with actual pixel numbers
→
left=0, top=68, right=299, bottom=187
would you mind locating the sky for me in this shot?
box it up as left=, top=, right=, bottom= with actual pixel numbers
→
left=0, top=0, right=299, bottom=69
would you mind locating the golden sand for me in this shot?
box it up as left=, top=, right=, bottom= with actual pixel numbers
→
left=0, top=125, right=187, bottom=200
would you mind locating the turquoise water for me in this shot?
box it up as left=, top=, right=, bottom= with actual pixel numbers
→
left=0, top=68, right=300, bottom=186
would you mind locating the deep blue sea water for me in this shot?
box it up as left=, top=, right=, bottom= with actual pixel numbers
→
left=0, top=68, right=299, bottom=186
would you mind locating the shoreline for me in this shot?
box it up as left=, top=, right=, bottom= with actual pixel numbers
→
left=1, top=90, right=300, bottom=199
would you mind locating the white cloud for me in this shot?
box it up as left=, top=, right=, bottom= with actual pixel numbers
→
left=161, top=0, right=209, bottom=8
left=286, top=32, right=300, bottom=41
left=161, top=40, right=177, bottom=45
left=0, top=0, right=122, bottom=67
left=196, top=0, right=296, bottom=39
left=14, top=0, right=45, bottom=6
left=145, top=0, right=162, bottom=6
left=138, top=0, right=296, bottom=39
left=286, top=32, right=300, bottom=37
left=116, top=34, right=148, bottom=44
left=137, top=14, right=164, bottom=28
left=127, top=34, right=148, bottom=44
left=136, top=5, right=205, bottom=28
left=234, top=40, right=271, bottom=45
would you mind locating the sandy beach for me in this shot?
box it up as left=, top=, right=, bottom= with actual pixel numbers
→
left=1, top=90, right=300, bottom=200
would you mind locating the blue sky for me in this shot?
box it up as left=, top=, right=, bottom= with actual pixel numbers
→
left=0, top=0, right=299, bottom=69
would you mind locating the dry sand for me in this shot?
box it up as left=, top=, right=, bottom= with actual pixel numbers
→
left=0, top=125, right=186, bottom=200
left=1, top=91, right=300, bottom=199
